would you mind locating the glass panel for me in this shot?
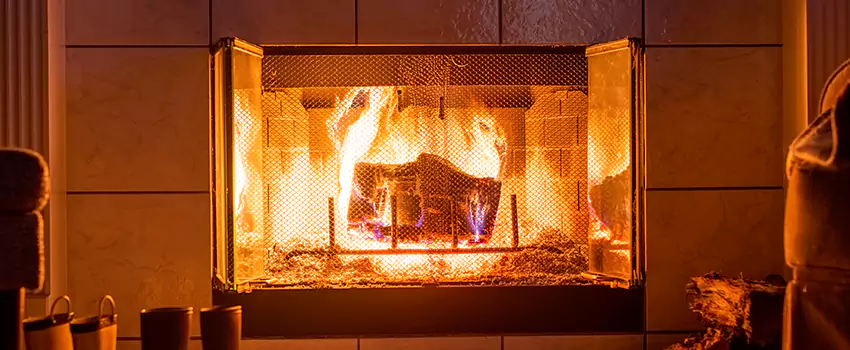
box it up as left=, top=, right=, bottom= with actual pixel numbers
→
left=586, top=41, right=636, bottom=280
left=212, top=45, right=229, bottom=285
left=230, top=44, right=265, bottom=284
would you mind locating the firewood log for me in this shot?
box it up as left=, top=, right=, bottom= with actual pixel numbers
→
left=685, top=272, right=785, bottom=348
left=589, top=169, right=630, bottom=241
left=349, top=153, right=501, bottom=241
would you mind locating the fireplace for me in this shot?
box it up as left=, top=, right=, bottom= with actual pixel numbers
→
left=211, top=38, right=645, bottom=337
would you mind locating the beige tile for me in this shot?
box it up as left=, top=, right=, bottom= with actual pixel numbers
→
left=66, top=0, right=208, bottom=45
left=646, top=333, right=692, bottom=350
left=66, top=48, right=209, bottom=192
left=212, top=0, right=354, bottom=45
left=361, top=336, right=500, bottom=350
left=117, top=340, right=202, bottom=350
left=645, top=189, right=785, bottom=331
left=502, top=0, right=641, bottom=44
left=646, top=47, right=783, bottom=189
left=358, top=0, right=498, bottom=44
left=504, top=335, right=643, bottom=350
left=645, top=0, right=781, bottom=44
left=67, top=194, right=211, bottom=337
left=242, top=339, right=358, bottom=350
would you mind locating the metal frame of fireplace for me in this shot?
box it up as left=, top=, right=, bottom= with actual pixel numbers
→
left=210, top=38, right=646, bottom=337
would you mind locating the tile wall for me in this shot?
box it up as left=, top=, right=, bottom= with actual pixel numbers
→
left=62, top=0, right=785, bottom=349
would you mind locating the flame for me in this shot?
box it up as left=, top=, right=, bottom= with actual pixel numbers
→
left=319, top=86, right=510, bottom=276
left=328, top=87, right=507, bottom=229
left=233, top=89, right=263, bottom=247
left=328, top=87, right=397, bottom=226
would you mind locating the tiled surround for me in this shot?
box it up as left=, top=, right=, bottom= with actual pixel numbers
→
left=645, top=333, right=693, bottom=350
left=63, top=0, right=787, bottom=347
left=66, top=48, right=210, bottom=192
left=212, top=0, right=355, bottom=45
left=66, top=0, right=208, bottom=45
left=358, top=0, right=498, bottom=44
left=115, top=336, right=647, bottom=350
left=645, top=190, right=785, bottom=331
left=644, top=0, right=781, bottom=44
left=361, top=336, right=500, bottom=350
left=117, top=339, right=358, bottom=350
left=645, top=47, right=783, bottom=188
left=502, top=0, right=641, bottom=44
left=504, top=335, right=643, bottom=350
left=67, top=193, right=211, bottom=336
left=642, top=0, right=785, bottom=334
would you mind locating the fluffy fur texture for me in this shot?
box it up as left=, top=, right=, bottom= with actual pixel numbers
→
left=0, top=212, right=44, bottom=290
left=0, top=148, right=49, bottom=212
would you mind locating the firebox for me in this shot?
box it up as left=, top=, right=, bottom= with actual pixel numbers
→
left=211, top=38, right=645, bottom=337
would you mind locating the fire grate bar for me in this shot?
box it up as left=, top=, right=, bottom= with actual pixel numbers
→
left=277, top=245, right=562, bottom=259
left=277, top=192, right=558, bottom=259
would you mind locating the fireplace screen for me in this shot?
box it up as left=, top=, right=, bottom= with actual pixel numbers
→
left=212, top=39, right=643, bottom=290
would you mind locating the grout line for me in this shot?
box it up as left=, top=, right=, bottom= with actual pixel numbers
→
left=501, top=335, right=505, bottom=350
left=641, top=0, right=645, bottom=40
left=357, top=338, right=361, bottom=350
left=354, top=0, right=359, bottom=45
left=66, top=44, right=211, bottom=49
left=67, top=190, right=210, bottom=195
left=208, top=0, right=213, bottom=44
left=117, top=336, right=204, bottom=340
left=643, top=43, right=782, bottom=48
left=645, top=330, right=704, bottom=335
left=645, top=186, right=783, bottom=192
left=498, top=0, right=503, bottom=45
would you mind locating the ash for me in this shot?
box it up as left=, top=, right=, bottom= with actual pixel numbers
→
left=262, top=231, right=591, bottom=289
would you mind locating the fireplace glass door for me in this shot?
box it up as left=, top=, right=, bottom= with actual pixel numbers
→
left=211, top=38, right=644, bottom=291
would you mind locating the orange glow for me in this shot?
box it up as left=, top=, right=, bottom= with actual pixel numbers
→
left=322, top=86, right=509, bottom=275
left=329, top=87, right=397, bottom=227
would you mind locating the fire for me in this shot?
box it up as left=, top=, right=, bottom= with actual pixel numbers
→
left=233, top=89, right=264, bottom=247
left=327, top=87, right=507, bottom=230
left=322, top=86, right=509, bottom=274
left=328, top=87, right=397, bottom=228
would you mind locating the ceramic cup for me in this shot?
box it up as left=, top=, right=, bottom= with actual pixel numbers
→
left=200, top=305, right=242, bottom=350
left=139, top=307, right=193, bottom=350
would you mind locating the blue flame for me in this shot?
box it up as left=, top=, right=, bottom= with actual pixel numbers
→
left=465, top=196, right=488, bottom=244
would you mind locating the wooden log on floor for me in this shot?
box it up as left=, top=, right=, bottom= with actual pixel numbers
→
left=685, top=272, right=786, bottom=348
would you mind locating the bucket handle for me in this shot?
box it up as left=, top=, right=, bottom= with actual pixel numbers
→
left=49, top=295, right=72, bottom=317
left=98, top=295, right=116, bottom=321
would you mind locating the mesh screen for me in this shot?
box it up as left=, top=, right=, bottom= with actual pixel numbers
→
left=230, top=52, right=630, bottom=288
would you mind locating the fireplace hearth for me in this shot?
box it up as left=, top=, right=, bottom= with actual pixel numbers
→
left=211, top=38, right=645, bottom=337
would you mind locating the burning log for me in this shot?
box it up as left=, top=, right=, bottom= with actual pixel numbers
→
left=667, top=272, right=786, bottom=350
left=348, top=153, right=501, bottom=242
left=589, top=169, right=630, bottom=241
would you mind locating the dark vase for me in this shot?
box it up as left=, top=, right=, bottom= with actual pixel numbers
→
left=200, top=305, right=242, bottom=350
left=139, top=307, right=192, bottom=350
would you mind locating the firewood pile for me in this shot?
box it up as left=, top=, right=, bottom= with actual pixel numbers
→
left=667, top=272, right=786, bottom=350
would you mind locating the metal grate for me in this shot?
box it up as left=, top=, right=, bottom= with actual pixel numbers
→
left=230, top=51, right=632, bottom=288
